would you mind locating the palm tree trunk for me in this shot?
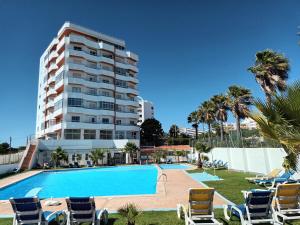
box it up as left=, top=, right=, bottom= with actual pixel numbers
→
left=195, top=125, right=198, bottom=140
left=208, top=123, right=212, bottom=146
left=220, top=121, right=224, bottom=142
left=197, top=152, right=202, bottom=168
left=236, top=117, right=241, bottom=146
left=266, top=93, right=271, bottom=104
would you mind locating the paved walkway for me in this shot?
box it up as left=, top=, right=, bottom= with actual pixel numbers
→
left=0, top=168, right=228, bottom=216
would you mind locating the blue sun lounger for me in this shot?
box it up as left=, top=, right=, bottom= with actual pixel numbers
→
left=65, top=197, right=108, bottom=225
left=9, top=197, right=65, bottom=225
left=255, top=171, right=293, bottom=186
left=224, top=189, right=275, bottom=225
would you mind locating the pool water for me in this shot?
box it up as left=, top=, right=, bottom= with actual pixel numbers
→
left=0, top=165, right=158, bottom=200
left=188, top=172, right=222, bottom=182
left=159, top=164, right=191, bottom=170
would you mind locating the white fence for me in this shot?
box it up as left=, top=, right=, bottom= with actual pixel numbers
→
left=204, top=147, right=287, bottom=174
left=0, top=151, right=24, bottom=165
left=0, top=163, right=19, bottom=175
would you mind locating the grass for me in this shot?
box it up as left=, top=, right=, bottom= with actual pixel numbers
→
left=188, top=168, right=258, bottom=204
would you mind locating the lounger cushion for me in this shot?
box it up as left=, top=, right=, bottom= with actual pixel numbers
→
left=228, top=204, right=246, bottom=218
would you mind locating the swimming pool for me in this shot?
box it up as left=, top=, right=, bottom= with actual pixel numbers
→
left=159, top=164, right=191, bottom=170
left=188, top=172, right=222, bottom=182
left=0, top=165, right=158, bottom=200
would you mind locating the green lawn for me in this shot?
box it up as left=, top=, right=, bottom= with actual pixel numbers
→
left=188, top=168, right=259, bottom=204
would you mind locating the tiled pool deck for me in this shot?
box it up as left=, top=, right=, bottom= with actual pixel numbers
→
left=0, top=166, right=229, bottom=216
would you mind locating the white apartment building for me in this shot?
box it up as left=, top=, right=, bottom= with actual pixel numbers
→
left=179, top=127, right=198, bottom=137
left=137, top=97, right=154, bottom=125
left=35, top=22, right=140, bottom=159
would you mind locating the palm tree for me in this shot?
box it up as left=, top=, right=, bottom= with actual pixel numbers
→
left=227, top=85, right=252, bottom=143
left=50, top=147, right=68, bottom=168
left=194, top=142, right=212, bottom=168
left=201, top=100, right=215, bottom=146
left=169, top=124, right=179, bottom=138
left=188, top=111, right=199, bottom=139
left=76, top=154, right=82, bottom=163
left=211, top=94, right=229, bottom=142
left=197, top=107, right=206, bottom=139
left=118, top=203, right=141, bottom=225
left=249, top=81, right=300, bottom=170
left=175, top=150, right=183, bottom=163
left=248, top=49, right=289, bottom=103
left=123, top=142, right=139, bottom=164
left=89, top=149, right=105, bottom=166
left=97, top=149, right=105, bottom=165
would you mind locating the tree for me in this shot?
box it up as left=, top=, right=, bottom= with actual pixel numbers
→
left=118, top=203, right=141, bottom=225
left=90, top=149, right=106, bottom=166
left=123, top=142, right=139, bottom=164
left=152, top=150, right=166, bottom=163
left=50, top=147, right=68, bottom=168
left=250, top=81, right=300, bottom=170
left=169, top=124, right=179, bottom=138
left=248, top=49, right=289, bottom=103
left=211, top=94, right=229, bottom=142
left=201, top=100, right=216, bottom=146
left=187, top=111, right=200, bottom=139
left=76, top=154, right=82, bottom=162
left=0, top=142, right=10, bottom=154
left=227, top=85, right=252, bottom=143
left=194, top=142, right=212, bottom=168
left=140, top=118, right=164, bottom=146
left=175, top=150, right=184, bottom=163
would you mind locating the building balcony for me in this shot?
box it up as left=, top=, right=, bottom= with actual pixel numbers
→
left=115, top=62, right=138, bottom=73
left=116, top=111, right=139, bottom=119
left=67, top=91, right=114, bottom=102
left=46, top=101, right=54, bottom=109
left=67, top=77, right=115, bottom=90
left=48, top=63, right=58, bottom=73
left=48, top=51, right=58, bottom=62
left=66, top=106, right=115, bottom=116
left=46, top=113, right=54, bottom=121
left=116, top=98, right=139, bottom=107
left=67, top=49, right=114, bottom=65
left=115, top=49, right=127, bottom=58
left=48, top=75, right=56, bottom=85
left=47, top=88, right=57, bottom=97
left=126, top=51, right=139, bottom=61
left=68, top=35, right=115, bottom=52
left=68, top=63, right=114, bottom=77
left=53, top=122, right=62, bottom=131
left=115, top=74, right=138, bottom=84
left=116, top=86, right=138, bottom=95
left=116, top=124, right=140, bottom=131
left=53, top=108, right=63, bottom=118
left=64, top=121, right=114, bottom=130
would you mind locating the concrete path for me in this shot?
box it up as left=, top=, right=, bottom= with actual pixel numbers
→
left=0, top=168, right=228, bottom=216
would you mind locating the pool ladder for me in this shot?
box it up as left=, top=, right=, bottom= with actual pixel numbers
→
left=158, top=173, right=167, bottom=196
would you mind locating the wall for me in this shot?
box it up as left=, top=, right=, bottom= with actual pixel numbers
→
left=203, top=147, right=287, bottom=174
left=0, top=151, right=24, bottom=165
left=0, top=163, right=18, bottom=175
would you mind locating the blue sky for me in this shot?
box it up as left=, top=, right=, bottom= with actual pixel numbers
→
left=0, top=0, right=300, bottom=147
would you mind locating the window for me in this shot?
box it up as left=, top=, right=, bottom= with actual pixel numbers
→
left=87, top=61, right=97, bottom=69
left=90, top=50, right=97, bottom=56
left=74, top=46, right=82, bottom=51
left=71, top=116, right=80, bottom=122
left=87, top=88, right=97, bottom=95
left=65, top=129, right=81, bottom=139
left=116, top=94, right=122, bottom=99
left=54, top=99, right=63, bottom=111
left=73, top=72, right=81, bottom=78
left=68, top=98, right=83, bottom=107
left=127, top=131, right=137, bottom=139
left=102, top=53, right=113, bottom=59
left=102, top=91, right=110, bottom=97
left=87, top=75, right=97, bottom=82
left=91, top=117, right=96, bottom=123
left=72, top=87, right=81, bottom=93
left=115, top=67, right=127, bottom=75
left=102, top=118, right=109, bottom=124
left=84, top=129, right=96, bottom=139
left=115, top=131, right=125, bottom=139
left=130, top=120, right=135, bottom=125
left=102, top=79, right=109, bottom=84
left=115, top=79, right=127, bottom=88
left=99, top=101, right=114, bottom=110
left=116, top=120, right=121, bottom=125
left=85, top=154, right=89, bottom=160
left=100, top=130, right=113, bottom=139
